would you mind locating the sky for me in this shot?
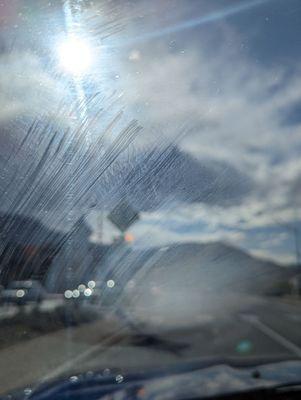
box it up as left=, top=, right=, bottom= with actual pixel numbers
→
left=0, top=0, right=301, bottom=264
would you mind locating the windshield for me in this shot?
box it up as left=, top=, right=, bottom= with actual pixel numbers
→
left=0, top=0, right=301, bottom=397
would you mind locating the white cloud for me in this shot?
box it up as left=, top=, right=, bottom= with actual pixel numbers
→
left=0, top=51, right=68, bottom=122
left=112, top=17, right=301, bottom=184
left=96, top=13, right=301, bottom=262
left=122, top=204, right=296, bottom=264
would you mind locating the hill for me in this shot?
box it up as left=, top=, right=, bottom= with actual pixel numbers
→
left=128, top=241, right=296, bottom=296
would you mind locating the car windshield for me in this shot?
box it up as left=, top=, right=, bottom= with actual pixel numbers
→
left=0, top=0, right=301, bottom=397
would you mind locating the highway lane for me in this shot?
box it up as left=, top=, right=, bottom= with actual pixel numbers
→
left=117, top=295, right=301, bottom=360
left=244, top=297, right=301, bottom=350
left=0, top=295, right=300, bottom=395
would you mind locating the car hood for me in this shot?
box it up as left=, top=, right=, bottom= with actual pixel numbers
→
left=9, top=359, right=301, bottom=400
left=141, top=359, right=301, bottom=399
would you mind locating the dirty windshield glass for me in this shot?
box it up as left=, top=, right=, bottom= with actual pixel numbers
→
left=0, top=0, right=301, bottom=398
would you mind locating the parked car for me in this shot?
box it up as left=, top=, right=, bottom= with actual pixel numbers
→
left=1, top=280, right=47, bottom=306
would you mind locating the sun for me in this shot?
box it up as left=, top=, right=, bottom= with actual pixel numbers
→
left=57, top=36, right=93, bottom=76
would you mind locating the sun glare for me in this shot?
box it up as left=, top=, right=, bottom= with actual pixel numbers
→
left=57, top=36, right=93, bottom=75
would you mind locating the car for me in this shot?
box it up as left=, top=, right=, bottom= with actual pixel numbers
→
left=1, top=280, right=47, bottom=306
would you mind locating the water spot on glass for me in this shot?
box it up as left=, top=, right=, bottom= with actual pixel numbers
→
left=127, top=280, right=135, bottom=289
left=103, top=368, right=111, bottom=376
left=116, top=374, right=124, bottom=383
left=69, top=376, right=79, bottom=383
left=129, top=50, right=140, bottom=61
left=24, top=388, right=32, bottom=396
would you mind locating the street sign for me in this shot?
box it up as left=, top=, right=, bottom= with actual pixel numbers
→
left=108, top=199, right=139, bottom=232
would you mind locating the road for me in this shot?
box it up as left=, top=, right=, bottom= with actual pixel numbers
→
left=0, top=295, right=300, bottom=395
